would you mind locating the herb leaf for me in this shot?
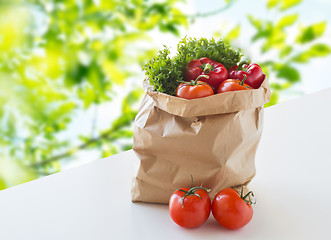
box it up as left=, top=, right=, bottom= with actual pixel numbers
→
left=142, top=47, right=182, bottom=95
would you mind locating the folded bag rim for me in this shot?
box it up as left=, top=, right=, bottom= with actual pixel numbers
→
left=145, top=77, right=271, bottom=117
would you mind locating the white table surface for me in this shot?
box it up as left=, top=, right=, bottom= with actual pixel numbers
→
left=1, top=88, right=331, bottom=240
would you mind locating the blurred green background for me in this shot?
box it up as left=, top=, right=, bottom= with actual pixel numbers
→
left=1, top=0, right=330, bottom=190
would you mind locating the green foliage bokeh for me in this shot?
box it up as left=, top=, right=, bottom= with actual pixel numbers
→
left=0, top=0, right=188, bottom=188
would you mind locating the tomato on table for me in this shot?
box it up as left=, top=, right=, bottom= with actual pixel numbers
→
left=169, top=183, right=211, bottom=228
left=212, top=188, right=255, bottom=230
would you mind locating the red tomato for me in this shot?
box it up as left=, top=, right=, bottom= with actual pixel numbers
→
left=217, top=78, right=253, bottom=94
left=212, top=188, right=255, bottom=230
left=169, top=186, right=211, bottom=228
left=176, top=75, right=214, bottom=99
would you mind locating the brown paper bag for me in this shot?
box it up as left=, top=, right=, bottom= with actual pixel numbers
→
left=131, top=79, right=270, bottom=204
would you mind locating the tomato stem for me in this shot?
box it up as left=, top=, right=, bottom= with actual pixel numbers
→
left=178, top=75, right=209, bottom=86
left=178, top=177, right=211, bottom=208
left=244, top=191, right=256, bottom=205
left=240, top=75, right=248, bottom=86
left=193, top=74, right=209, bottom=84
left=176, top=189, right=189, bottom=194
left=236, top=186, right=256, bottom=205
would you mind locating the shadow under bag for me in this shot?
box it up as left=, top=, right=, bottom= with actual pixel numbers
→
left=131, top=79, right=270, bottom=204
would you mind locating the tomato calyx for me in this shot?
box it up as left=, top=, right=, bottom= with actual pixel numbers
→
left=235, top=187, right=256, bottom=205
left=176, top=176, right=211, bottom=208
left=179, top=74, right=210, bottom=86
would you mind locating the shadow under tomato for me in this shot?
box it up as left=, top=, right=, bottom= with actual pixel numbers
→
left=130, top=202, right=252, bottom=239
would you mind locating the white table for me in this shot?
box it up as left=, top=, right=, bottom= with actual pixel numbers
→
left=1, top=88, right=331, bottom=240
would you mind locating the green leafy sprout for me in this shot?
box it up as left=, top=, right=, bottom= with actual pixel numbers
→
left=142, top=37, right=242, bottom=95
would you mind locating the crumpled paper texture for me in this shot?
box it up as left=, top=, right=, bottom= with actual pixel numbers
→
left=131, top=79, right=270, bottom=204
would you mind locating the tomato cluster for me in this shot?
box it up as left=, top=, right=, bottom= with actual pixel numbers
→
left=176, top=58, right=265, bottom=99
left=169, top=184, right=255, bottom=230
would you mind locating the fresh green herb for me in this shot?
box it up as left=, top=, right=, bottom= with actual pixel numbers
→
left=142, top=47, right=182, bottom=95
left=142, top=37, right=242, bottom=95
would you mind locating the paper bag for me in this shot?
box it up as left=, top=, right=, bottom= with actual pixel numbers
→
left=131, top=79, right=270, bottom=204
